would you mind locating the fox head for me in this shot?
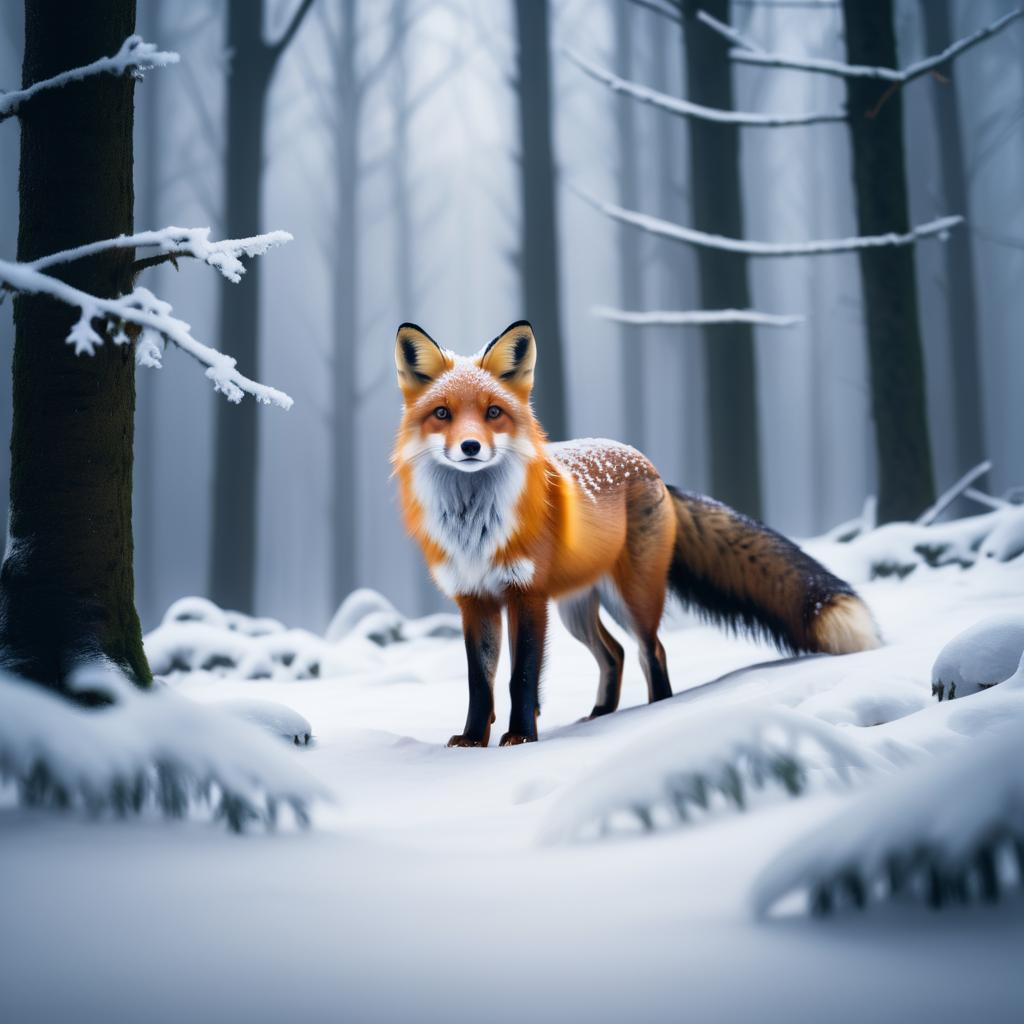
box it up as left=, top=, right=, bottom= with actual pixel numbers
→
left=393, top=321, right=542, bottom=474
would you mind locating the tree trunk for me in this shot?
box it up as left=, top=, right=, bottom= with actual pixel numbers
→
left=513, top=0, right=568, bottom=441
left=615, top=1, right=644, bottom=451
left=919, top=0, right=986, bottom=482
left=681, top=0, right=762, bottom=519
left=208, top=0, right=272, bottom=614
left=0, top=0, right=148, bottom=689
left=330, top=0, right=359, bottom=611
left=841, top=0, right=935, bottom=522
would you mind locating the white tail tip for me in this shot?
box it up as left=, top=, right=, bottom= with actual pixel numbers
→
left=814, top=594, right=881, bottom=654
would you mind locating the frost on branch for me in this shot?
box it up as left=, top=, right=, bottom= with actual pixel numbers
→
left=0, top=229, right=295, bottom=408
left=0, top=35, right=179, bottom=121
left=594, top=307, right=804, bottom=329
left=538, top=707, right=871, bottom=845
left=0, top=663, right=329, bottom=832
left=752, top=675, right=1024, bottom=916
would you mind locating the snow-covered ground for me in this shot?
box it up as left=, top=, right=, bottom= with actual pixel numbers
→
left=2, top=524, right=1024, bottom=1022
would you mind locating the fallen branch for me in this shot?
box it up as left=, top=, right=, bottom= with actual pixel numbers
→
left=572, top=185, right=963, bottom=257
left=0, top=35, right=179, bottom=122
left=594, top=306, right=804, bottom=328
left=564, top=48, right=844, bottom=127
left=917, top=460, right=992, bottom=527
left=697, top=7, right=1024, bottom=85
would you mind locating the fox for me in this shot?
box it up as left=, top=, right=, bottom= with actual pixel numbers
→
left=392, top=319, right=880, bottom=747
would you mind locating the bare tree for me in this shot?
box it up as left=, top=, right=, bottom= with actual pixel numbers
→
left=209, top=0, right=314, bottom=614
left=513, top=0, right=568, bottom=441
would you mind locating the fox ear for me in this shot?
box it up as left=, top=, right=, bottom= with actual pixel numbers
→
left=478, top=320, right=536, bottom=398
left=395, top=323, right=450, bottom=399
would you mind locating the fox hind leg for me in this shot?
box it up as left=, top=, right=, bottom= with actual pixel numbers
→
left=557, top=589, right=625, bottom=719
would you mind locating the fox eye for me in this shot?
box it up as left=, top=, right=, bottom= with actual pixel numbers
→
left=433, top=407, right=450, bottom=420
left=486, top=405, right=502, bottom=420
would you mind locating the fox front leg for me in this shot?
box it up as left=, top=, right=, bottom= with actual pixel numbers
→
left=448, top=597, right=502, bottom=748
left=501, top=592, right=548, bottom=745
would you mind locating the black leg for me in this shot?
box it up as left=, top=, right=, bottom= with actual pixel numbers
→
left=502, top=594, right=547, bottom=745
left=448, top=597, right=502, bottom=747
left=640, top=636, right=673, bottom=703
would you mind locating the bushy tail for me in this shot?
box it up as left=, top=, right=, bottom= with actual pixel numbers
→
left=667, top=487, right=880, bottom=655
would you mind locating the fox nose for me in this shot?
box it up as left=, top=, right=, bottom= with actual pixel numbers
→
left=460, top=439, right=481, bottom=457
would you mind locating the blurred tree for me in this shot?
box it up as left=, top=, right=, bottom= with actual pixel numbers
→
left=615, top=1, right=644, bottom=452
left=512, top=0, right=568, bottom=441
left=681, top=0, right=762, bottom=519
left=842, top=0, right=935, bottom=522
left=919, top=0, right=985, bottom=486
left=209, top=0, right=314, bottom=614
left=0, top=0, right=149, bottom=689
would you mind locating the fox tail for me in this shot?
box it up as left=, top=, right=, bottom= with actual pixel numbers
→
left=666, top=486, right=880, bottom=655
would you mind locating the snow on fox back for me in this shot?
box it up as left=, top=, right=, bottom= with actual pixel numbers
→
left=547, top=438, right=658, bottom=502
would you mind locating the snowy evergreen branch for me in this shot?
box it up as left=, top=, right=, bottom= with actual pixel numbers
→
left=564, top=48, right=844, bottom=127
left=0, top=35, right=179, bottom=122
left=30, top=226, right=293, bottom=285
left=917, top=460, right=992, bottom=527
left=0, top=234, right=294, bottom=408
left=538, top=707, right=871, bottom=845
left=0, top=664, right=329, bottom=832
left=594, top=307, right=804, bottom=328
left=698, top=7, right=1024, bottom=85
left=753, top=693, right=1024, bottom=916
left=572, top=185, right=963, bottom=257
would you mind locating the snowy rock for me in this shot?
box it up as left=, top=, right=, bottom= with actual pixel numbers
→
left=209, top=698, right=313, bottom=746
left=931, top=616, right=1024, bottom=701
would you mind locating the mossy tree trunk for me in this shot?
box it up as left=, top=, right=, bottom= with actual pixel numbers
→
left=0, top=0, right=149, bottom=689
left=682, top=0, right=762, bottom=520
left=842, top=0, right=936, bottom=522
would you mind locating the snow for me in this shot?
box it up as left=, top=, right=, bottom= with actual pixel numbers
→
left=593, top=306, right=804, bottom=328
left=2, top=516, right=1024, bottom=1020
left=573, top=185, right=964, bottom=258
left=931, top=616, right=1024, bottom=701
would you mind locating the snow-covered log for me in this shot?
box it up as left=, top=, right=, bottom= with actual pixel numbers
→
left=538, top=707, right=871, bottom=845
left=0, top=232, right=294, bottom=407
left=753, top=676, right=1024, bottom=916
left=594, top=306, right=804, bottom=328
left=0, top=664, right=328, bottom=831
left=697, top=8, right=1024, bottom=85
left=572, top=186, right=962, bottom=258
left=0, top=35, right=179, bottom=121
left=564, top=48, right=844, bottom=127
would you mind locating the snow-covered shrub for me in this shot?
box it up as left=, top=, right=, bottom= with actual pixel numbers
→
left=0, top=664, right=329, bottom=831
left=931, top=616, right=1024, bottom=701
left=753, top=662, right=1024, bottom=916
left=326, top=588, right=461, bottom=646
left=538, top=708, right=871, bottom=845
left=163, top=596, right=285, bottom=638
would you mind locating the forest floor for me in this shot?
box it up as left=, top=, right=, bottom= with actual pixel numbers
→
left=2, top=529, right=1023, bottom=1022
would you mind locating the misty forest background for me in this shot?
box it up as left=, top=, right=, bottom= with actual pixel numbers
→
left=1, top=0, right=1022, bottom=634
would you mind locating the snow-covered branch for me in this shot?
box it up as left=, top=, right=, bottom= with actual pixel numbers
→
left=0, top=230, right=295, bottom=408
left=917, top=459, right=992, bottom=527
left=698, top=7, right=1024, bottom=85
left=594, top=307, right=804, bottom=328
left=0, top=36, right=179, bottom=122
left=30, top=226, right=293, bottom=285
left=564, top=48, right=844, bottom=127
left=572, top=186, right=963, bottom=257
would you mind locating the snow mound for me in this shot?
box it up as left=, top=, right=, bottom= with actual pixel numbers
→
left=0, top=664, right=329, bottom=831
left=979, top=507, right=1024, bottom=563
left=538, top=707, right=872, bottom=845
left=208, top=698, right=313, bottom=746
left=931, top=616, right=1024, bottom=701
left=326, top=587, right=461, bottom=646
left=162, top=596, right=286, bottom=637
left=754, top=663, right=1024, bottom=915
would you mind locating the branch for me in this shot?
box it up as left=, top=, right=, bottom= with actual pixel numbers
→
left=29, top=227, right=293, bottom=284
left=594, top=307, right=804, bottom=328
left=564, top=48, right=844, bottom=127
left=572, top=186, right=964, bottom=257
left=0, top=233, right=294, bottom=409
left=698, top=7, right=1024, bottom=85
left=269, top=0, right=317, bottom=62
left=917, top=460, right=992, bottom=526
left=0, top=35, right=179, bottom=122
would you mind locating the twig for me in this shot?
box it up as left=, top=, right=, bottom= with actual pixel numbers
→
left=917, top=460, right=992, bottom=526
left=594, top=307, right=803, bottom=327
left=964, top=487, right=1008, bottom=512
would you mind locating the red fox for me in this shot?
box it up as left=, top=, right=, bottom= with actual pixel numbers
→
left=393, top=320, right=880, bottom=747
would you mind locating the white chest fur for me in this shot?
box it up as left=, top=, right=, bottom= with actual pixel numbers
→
left=411, top=456, right=534, bottom=597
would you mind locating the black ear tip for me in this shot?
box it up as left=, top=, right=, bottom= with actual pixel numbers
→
left=396, top=322, right=441, bottom=348
left=505, top=319, right=533, bottom=333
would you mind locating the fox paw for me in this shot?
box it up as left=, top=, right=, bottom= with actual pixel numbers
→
left=447, top=734, right=488, bottom=748
left=499, top=732, right=535, bottom=747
